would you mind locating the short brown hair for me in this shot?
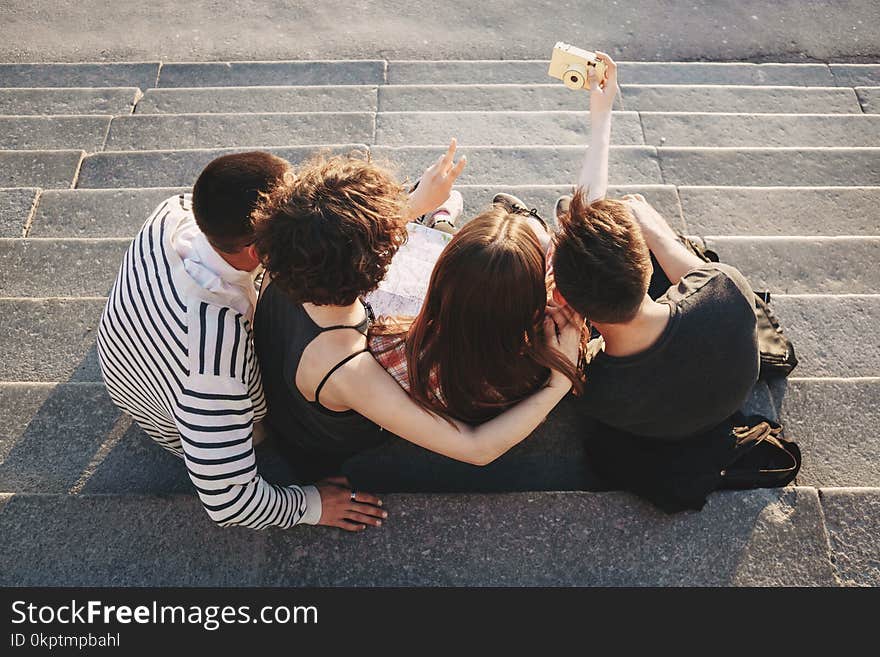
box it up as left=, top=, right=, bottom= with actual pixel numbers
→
left=192, top=151, right=290, bottom=253
left=252, top=152, right=409, bottom=306
left=551, top=189, right=652, bottom=324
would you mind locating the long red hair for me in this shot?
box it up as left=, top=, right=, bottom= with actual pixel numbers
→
left=396, top=207, right=583, bottom=424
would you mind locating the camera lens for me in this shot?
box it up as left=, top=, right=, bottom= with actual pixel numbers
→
left=570, top=75, right=579, bottom=84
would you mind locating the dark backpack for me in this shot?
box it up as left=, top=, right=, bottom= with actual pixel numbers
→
left=584, top=412, right=801, bottom=513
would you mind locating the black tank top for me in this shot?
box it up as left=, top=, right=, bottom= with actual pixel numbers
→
left=254, top=281, right=388, bottom=458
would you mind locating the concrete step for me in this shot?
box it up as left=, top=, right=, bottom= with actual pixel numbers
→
left=679, top=186, right=880, bottom=236
left=374, top=145, right=662, bottom=186
left=386, top=61, right=840, bottom=87
left=641, top=113, right=880, bottom=147
left=129, top=84, right=868, bottom=115
left=778, top=378, right=880, bottom=489
left=156, top=61, right=386, bottom=87
left=5, top=236, right=878, bottom=298
left=2, top=61, right=856, bottom=90
left=0, top=488, right=846, bottom=586
left=0, top=295, right=874, bottom=384
left=0, top=188, right=37, bottom=237
left=0, top=62, right=160, bottom=89
left=375, top=111, right=645, bottom=146
left=137, top=85, right=379, bottom=114
left=0, top=88, right=140, bottom=115
left=830, top=65, right=880, bottom=87
left=0, top=150, right=82, bottom=188
left=0, top=115, right=111, bottom=150
left=76, top=144, right=368, bottom=188
left=818, top=487, right=880, bottom=586
left=657, top=148, right=880, bottom=186
left=0, top=238, right=128, bottom=297
left=856, top=87, right=880, bottom=113
left=702, top=237, right=880, bottom=294
left=105, top=112, right=375, bottom=150
left=26, top=187, right=187, bottom=237
left=7, top=145, right=879, bottom=191
left=378, top=84, right=863, bottom=113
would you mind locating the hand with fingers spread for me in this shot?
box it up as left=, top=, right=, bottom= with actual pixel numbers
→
left=315, top=475, right=387, bottom=532
left=588, top=51, right=618, bottom=115
left=407, top=138, right=468, bottom=220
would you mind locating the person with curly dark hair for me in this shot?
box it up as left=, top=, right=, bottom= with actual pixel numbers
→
left=253, top=141, right=582, bottom=491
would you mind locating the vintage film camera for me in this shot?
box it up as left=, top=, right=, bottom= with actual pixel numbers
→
left=548, top=42, right=607, bottom=90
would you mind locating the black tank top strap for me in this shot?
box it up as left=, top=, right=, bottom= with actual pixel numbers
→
left=314, top=349, right=371, bottom=407
left=314, top=298, right=373, bottom=336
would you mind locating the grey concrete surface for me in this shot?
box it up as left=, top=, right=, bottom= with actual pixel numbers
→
left=28, top=187, right=187, bottom=237
left=620, top=85, right=863, bottom=113
left=830, top=65, right=880, bottom=86
left=0, top=238, right=128, bottom=297
left=0, top=63, right=159, bottom=88
left=0, top=383, right=123, bottom=493
left=0, top=150, right=83, bottom=188
left=6, top=1, right=879, bottom=63
left=0, top=187, right=36, bottom=237
left=641, top=113, right=880, bottom=147
left=77, top=144, right=368, bottom=188
left=0, top=116, right=111, bottom=151
left=771, top=295, right=880, bottom=377
left=379, top=84, right=609, bottom=112
left=0, top=299, right=105, bottom=383
left=105, top=112, right=375, bottom=150
left=657, top=147, right=880, bottom=186
left=779, top=379, right=880, bottom=488
left=375, top=111, right=644, bottom=146
left=371, top=145, right=662, bottom=186
left=0, top=88, right=139, bottom=115
left=819, top=487, right=880, bottom=586
left=137, top=86, right=378, bottom=114
left=856, top=87, right=880, bottom=113
left=0, top=488, right=837, bottom=586
left=679, top=186, right=880, bottom=236
left=387, top=62, right=841, bottom=86
left=703, top=237, right=880, bottom=294
left=157, top=61, right=386, bottom=87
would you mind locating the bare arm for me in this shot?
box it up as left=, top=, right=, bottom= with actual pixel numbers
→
left=623, top=194, right=705, bottom=284
left=576, top=52, right=618, bottom=202
left=330, top=310, right=582, bottom=466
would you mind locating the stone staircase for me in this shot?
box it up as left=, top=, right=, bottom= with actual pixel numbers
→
left=0, top=60, right=878, bottom=586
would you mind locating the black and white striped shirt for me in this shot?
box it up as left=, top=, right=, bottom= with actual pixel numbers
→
left=96, top=194, right=321, bottom=529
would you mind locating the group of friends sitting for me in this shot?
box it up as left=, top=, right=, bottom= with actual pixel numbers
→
left=96, top=53, right=794, bottom=532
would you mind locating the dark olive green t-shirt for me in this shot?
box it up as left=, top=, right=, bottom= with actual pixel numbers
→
left=575, top=263, right=760, bottom=439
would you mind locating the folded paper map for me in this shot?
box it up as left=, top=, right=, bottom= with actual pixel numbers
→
left=366, top=222, right=452, bottom=318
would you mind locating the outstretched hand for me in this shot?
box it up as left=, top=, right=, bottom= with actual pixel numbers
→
left=407, top=138, right=467, bottom=220
left=315, top=475, right=387, bottom=532
left=588, top=51, right=618, bottom=114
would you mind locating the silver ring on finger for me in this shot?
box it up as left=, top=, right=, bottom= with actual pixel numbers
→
left=350, top=490, right=357, bottom=502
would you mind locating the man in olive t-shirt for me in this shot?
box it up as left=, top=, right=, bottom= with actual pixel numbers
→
left=551, top=190, right=760, bottom=439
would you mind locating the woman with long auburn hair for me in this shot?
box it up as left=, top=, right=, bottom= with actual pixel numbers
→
left=371, top=205, right=583, bottom=425
left=252, top=143, right=583, bottom=519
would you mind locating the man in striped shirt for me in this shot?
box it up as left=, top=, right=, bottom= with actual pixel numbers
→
left=97, top=152, right=386, bottom=532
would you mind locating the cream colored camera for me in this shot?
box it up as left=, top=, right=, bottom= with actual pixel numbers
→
left=548, top=42, right=607, bottom=90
